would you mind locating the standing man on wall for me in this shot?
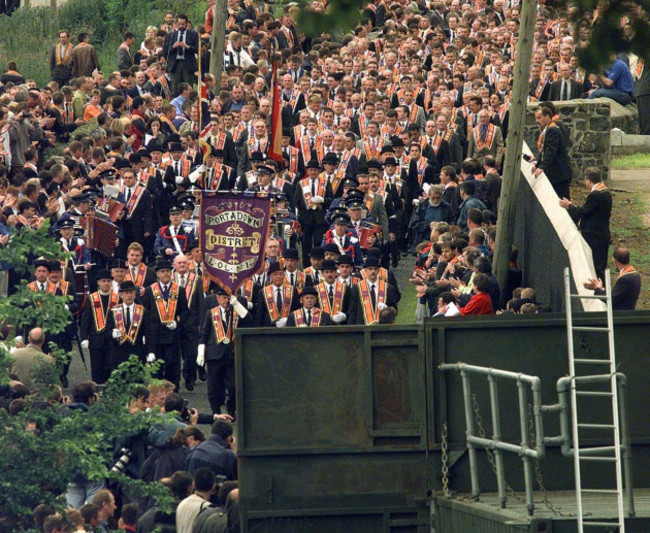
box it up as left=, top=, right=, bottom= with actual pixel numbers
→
left=559, top=167, right=612, bottom=281
left=162, top=14, right=198, bottom=96
left=532, top=106, right=572, bottom=200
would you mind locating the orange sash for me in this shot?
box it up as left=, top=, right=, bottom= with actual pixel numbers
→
left=90, top=291, right=119, bottom=332
left=263, top=283, right=293, bottom=322
left=317, top=281, right=345, bottom=315
left=124, top=184, right=145, bottom=216
left=126, top=263, right=147, bottom=287
left=473, top=124, right=496, bottom=150
left=300, top=176, right=327, bottom=209
left=113, top=304, right=144, bottom=344
left=211, top=306, right=237, bottom=344
left=291, top=307, right=323, bottom=327
left=28, top=281, right=57, bottom=294
left=151, top=282, right=179, bottom=323
left=358, top=278, right=387, bottom=325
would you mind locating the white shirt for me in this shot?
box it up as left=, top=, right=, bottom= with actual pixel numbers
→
left=176, top=494, right=208, bottom=533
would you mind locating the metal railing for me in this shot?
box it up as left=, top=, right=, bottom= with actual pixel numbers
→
left=439, top=362, right=634, bottom=517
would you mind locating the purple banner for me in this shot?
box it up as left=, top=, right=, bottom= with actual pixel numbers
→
left=200, top=192, right=272, bottom=294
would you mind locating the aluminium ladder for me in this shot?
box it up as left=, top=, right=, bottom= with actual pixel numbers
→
left=564, top=267, right=625, bottom=532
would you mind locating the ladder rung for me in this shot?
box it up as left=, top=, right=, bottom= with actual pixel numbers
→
left=580, top=456, right=617, bottom=462
left=572, top=326, right=611, bottom=332
left=581, top=488, right=621, bottom=494
left=578, top=423, right=616, bottom=429
left=574, top=358, right=612, bottom=364
left=576, top=391, right=614, bottom=397
left=582, top=521, right=622, bottom=527
left=570, top=294, right=608, bottom=300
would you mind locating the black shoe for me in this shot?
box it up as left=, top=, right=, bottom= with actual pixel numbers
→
left=198, top=368, right=206, bottom=381
left=401, top=250, right=409, bottom=257
left=60, top=375, right=69, bottom=388
left=391, top=259, right=399, bottom=268
left=185, top=381, right=195, bottom=391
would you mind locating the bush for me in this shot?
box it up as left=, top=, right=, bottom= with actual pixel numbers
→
left=0, top=0, right=207, bottom=86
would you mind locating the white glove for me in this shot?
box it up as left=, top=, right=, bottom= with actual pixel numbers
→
left=15, top=335, right=23, bottom=344
left=112, top=328, right=122, bottom=339
left=230, top=295, right=248, bottom=318
left=197, top=344, right=206, bottom=368
left=64, top=304, right=69, bottom=311
left=332, top=312, right=347, bottom=324
left=147, top=353, right=156, bottom=363
left=81, top=339, right=89, bottom=349
left=275, top=317, right=288, bottom=328
left=188, top=167, right=204, bottom=183
left=247, top=301, right=253, bottom=310
left=378, top=302, right=388, bottom=311
left=175, top=175, right=184, bottom=185
left=142, top=336, right=146, bottom=344
left=284, top=225, right=293, bottom=236
left=166, top=320, right=177, bottom=330
left=311, top=195, right=324, bottom=204
left=412, top=199, right=420, bottom=206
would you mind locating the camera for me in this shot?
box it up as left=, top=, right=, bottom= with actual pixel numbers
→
left=110, top=448, right=132, bottom=473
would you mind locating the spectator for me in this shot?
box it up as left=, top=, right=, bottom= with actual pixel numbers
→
left=186, top=421, right=238, bottom=480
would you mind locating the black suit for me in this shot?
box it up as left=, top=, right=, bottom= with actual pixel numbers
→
left=199, top=300, right=252, bottom=414
left=255, top=285, right=301, bottom=327
left=548, top=78, right=584, bottom=101
left=142, top=283, right=189, bottom=387
left=539, top=125, right=572, bottom=199
left=162, top=28, right=199, bottom=96
left=79, top=292, right=116, bottom=384
left=600, top=271, right=641, bottom=310
left=286, top=308, right=333, bottom=326
left=178, top=274, right=205, bottom=388
left=122, top=187, right=153, bottom=248
left=295, top=178, right=334, bottom=267
left=347, top=282, right=400, bottom=325
left=106, top=304, right=151, bottom=370
left=567, top=187, right=612, bottom=280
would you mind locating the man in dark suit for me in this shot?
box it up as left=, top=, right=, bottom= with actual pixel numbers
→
left=286, top=286, right=333, bottom=326
left=121, top=167, right=153, bottom=249
left=106, top=281, right=150, bottom=371
left=162, top=14, right=198, bottom=96
left=584, top=246, right=641, bottom=310
left=560, top=167, right=612, bottom=280
left=142, top=258, right=189, bottom=388
left=255, top=262, right=300, bottom=327
left=549, top=63, right=585, bottom=101
left=533, top=106, right=572, bottom=199
left=198, top=285, right=253, bottom=416
left=347, top=257, right=399, bottom=325
left=79, top=269, right=118, bottom=384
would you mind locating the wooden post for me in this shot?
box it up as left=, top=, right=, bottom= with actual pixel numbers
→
left=493, top=0, right=537, bottom=300
left=209, top=0, right=227, bottom=93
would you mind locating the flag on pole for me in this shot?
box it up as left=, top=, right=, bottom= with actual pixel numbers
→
left=268, top=59, right=283, bottom=163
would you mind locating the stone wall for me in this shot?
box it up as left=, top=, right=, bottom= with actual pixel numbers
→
left=523, top=98, right=611, bottom=180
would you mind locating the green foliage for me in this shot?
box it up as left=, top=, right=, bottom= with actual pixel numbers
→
left=0, top=229, right=172, bottom=529
left=0, top=0, right=207, bottom=86
left=0, top=355, right=172, bottom=530
left=611, top=153, right=650, bottom=168
left=295, top=0, right=363, bottom=36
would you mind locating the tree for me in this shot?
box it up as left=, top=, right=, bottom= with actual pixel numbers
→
left=0, top=225, right=170, bottom=530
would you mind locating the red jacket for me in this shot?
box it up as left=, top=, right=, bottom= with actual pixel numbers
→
left=460, top=291, right=493, bottom=315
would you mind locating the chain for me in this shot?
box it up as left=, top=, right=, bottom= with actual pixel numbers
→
left=528, top=404, right=564, bottom=516
left=472, top=394, right=526, bottom=504
left=441, top=422, right=450, bottom=497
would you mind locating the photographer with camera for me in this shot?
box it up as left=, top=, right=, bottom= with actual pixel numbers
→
left=186, top=420, right=238, bottom=481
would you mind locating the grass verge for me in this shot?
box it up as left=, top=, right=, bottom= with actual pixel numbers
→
left=611, top=154, right=650, bottom=169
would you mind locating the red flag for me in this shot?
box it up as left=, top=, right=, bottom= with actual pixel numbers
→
left=268, top=60, right=283, bottom=163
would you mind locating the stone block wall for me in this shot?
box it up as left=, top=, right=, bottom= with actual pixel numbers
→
left=523, top=98, right=611, bottom=180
